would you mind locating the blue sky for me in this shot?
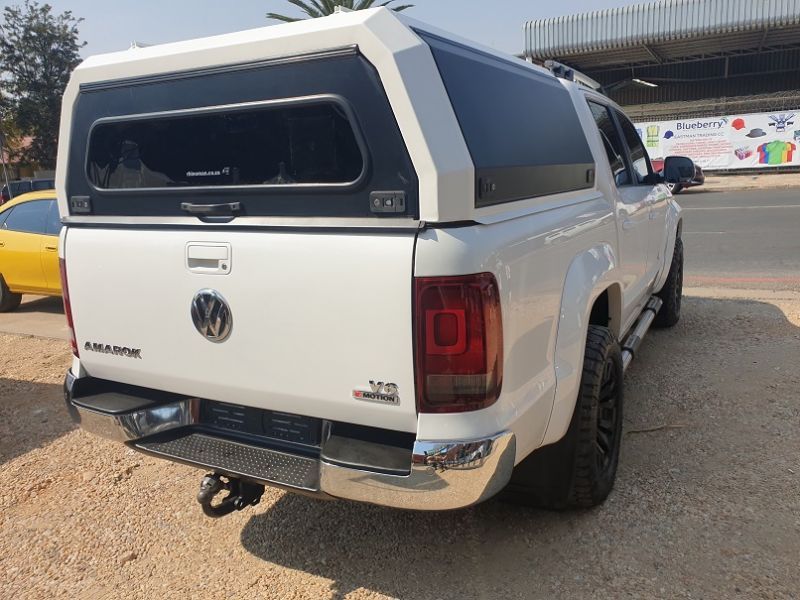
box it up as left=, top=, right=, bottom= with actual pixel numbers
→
left=42, top=0, right=643, bottom=57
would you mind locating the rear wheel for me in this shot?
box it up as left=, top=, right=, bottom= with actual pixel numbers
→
left=0, top=275, right=22, bottom=312
left=504, top=325, right=623, bottom=509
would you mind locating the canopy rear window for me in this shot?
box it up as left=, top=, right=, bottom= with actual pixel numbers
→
left=87, top=100, right=365, bottom=190
left=66, top=49, right=418, bottom=219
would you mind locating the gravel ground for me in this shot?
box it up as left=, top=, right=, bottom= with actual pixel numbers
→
left=1, top=289, right=799, bottom=599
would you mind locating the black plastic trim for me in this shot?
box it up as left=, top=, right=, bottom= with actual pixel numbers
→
left=476, top=163, right=596, bottom=207
left=67, top=50, right=418, bottom=219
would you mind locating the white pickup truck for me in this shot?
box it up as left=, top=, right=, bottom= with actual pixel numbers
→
left=58, top=9, right=692, bottom=515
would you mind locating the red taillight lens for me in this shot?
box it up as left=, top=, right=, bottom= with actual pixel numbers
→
left=59, top=257, right=79, bottom=357
left=414, top=273, right=503, bottom=413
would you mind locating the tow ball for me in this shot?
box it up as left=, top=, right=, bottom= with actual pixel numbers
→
left=196, top=473, right=265, bottom=518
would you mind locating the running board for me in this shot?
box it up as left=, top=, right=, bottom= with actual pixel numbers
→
left=621, top=296, right=663, bottom=372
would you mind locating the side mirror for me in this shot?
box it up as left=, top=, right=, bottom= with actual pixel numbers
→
left=663, top=156, right=696, bottom=185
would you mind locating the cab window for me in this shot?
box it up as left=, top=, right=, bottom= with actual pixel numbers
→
left=3, top=200, right=50, bottom=234
left=615, top=110, right=653, bottom=184
left=587, top=101, right=630, bottom=187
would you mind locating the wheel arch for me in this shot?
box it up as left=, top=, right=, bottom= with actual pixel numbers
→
left=654, top=204, right=683, bottom=294
left=540, top=243, right=622, bottom=447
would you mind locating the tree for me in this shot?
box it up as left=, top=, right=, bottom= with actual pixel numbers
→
left=0, top=1, right=84, bottom=170
left=267, top=0, right=412, bottom=23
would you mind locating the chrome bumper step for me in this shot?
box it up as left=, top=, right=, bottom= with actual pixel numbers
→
left=137, top=432, right=320, bottom=491
left=65, top=371, right=517, bottom=510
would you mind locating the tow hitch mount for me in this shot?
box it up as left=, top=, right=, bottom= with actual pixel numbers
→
left=196, top=473, right=265, bottom=518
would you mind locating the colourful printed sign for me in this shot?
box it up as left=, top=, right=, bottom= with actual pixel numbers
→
left=635, top=110, right=800, bottom=170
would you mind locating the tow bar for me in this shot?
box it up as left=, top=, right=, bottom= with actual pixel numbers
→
left=196, top=473, right=265, bottom=518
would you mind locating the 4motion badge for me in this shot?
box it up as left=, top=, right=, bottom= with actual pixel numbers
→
left=353, top=381, right=400, bottom=406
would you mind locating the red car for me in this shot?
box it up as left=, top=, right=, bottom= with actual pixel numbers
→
left=651, top=159, right=705, bottom=194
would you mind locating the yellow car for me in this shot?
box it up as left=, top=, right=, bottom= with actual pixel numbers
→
left=0, top=190, right=62, bottom=311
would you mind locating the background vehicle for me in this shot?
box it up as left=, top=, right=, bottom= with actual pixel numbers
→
left=59, top=8, right=689, bottom=516
left=1, top=178, right=56, bottom=205
left=0, top=191, right=62, bottom=311
left=652, top=158, right=705, bottom=194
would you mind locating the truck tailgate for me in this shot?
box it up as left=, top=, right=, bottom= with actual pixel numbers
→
left=65, top=227, right=419, bottom=433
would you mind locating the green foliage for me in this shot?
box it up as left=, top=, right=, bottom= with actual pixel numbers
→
left=0, top=1, right=84, bottom=169
left=267, top=0, right=413, bottom=23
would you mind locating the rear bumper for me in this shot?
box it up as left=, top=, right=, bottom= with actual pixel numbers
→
left=64, top=371, right=515, bottom=511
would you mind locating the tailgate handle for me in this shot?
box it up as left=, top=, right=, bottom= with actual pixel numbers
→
left=186, top=243, right=231, bottom=275
left=180, top=202, right=241, bottom=215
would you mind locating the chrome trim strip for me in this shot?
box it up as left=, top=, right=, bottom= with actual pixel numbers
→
left=73, top=398, right=199, bottom=443
left=320, top=433, right=516, bottom=511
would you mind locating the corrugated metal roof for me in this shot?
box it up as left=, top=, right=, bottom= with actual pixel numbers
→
left=525, top=0, right=800, bottom=59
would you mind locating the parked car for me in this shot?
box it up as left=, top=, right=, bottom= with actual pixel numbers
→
left=59, top=8, right=690, bottom=516
left=1, top=178, right=55, bottom=205
left=651, top=159, right=704, bottom=193
left=0, top=191, right=62, bottom=311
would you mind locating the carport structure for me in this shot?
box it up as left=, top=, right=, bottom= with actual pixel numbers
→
left=524, top=0, right=800, bottom=121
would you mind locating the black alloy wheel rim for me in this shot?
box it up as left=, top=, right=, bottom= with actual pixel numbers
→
left=596, top=357, right=619, bottom=473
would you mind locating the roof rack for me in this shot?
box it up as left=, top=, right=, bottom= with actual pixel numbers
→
left=544, top=59, right=602, bottom=92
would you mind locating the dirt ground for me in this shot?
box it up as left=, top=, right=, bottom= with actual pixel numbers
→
left=701, top=172, right=800, bottom=193
left=1, top=287, right=799, bottom=600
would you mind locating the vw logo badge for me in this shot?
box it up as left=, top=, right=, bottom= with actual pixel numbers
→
left=191, top=289, right=233, bottom=343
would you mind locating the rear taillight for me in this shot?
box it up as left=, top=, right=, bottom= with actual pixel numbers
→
left=59, top=257, right=79, bottom=357
left=414, top=273, right=503, bottom=413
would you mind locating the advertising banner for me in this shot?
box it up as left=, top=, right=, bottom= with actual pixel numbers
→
left=635, top=110, right=799, bottom=170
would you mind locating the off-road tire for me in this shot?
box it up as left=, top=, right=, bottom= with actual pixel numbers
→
left=653, top=236, right=683, bottom=328
left=504, top=325, right=623, bottom=510
left=0, top=275, right=22, bottom=312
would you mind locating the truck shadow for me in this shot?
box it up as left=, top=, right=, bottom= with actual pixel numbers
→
left=16, top=296, right=64, bottom=315
left=0, top=378, right=76, bottom=465
left=240, top=294, right=799, bottom=599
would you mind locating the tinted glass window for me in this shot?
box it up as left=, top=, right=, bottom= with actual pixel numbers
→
left=45, top=200, right=61, bottom=235
left=615, top=111, right=652, bottom=184
left=3, top=200, right=49, bottom=234
left=88, top=101, right=364, bottom=189
left=588, top=102, right=630, bottom=187
left=421, top=32, right=595, bottom=207
left=0, top=207, right=10, bottom=227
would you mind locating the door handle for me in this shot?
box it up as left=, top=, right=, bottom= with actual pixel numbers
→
left=622, top=219, right=636, bottom=231
left=0, top=241, right=4, bottom=247
left=45, top=245, right=58, bottom=252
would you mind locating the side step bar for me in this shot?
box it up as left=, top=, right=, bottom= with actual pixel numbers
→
left=621, top=296, right=663, bottom=372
